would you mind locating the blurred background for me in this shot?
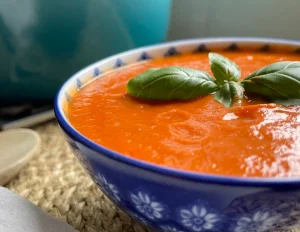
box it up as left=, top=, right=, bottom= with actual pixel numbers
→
left=0, top=0, right=299, bottom=127
left=168, top=0, right=300, bottom=40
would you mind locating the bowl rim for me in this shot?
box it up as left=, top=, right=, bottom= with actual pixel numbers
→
left=55, top=37, right=300, bottom=187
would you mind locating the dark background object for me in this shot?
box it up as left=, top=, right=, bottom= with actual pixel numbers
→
left=0, top=102, right=53, bottom=130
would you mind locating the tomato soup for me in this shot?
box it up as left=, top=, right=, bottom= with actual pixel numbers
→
left=68, top=52, right=300, bottom=177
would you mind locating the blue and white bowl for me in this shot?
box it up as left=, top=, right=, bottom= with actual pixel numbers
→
left=55, top=38, right=300, bottom=232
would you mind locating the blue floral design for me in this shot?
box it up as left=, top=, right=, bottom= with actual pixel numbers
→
left=234, top=211, right=281, bottom=232
left=194, top=44, right=208, bottom=53
left=178, top=202, right=220, bottom=231
left=164, top=47, right=180, bottom=57
left=226, top=43, right=238, bottom=51
left=76, top=79, right=83, bottom=90
left=226, top=191, right=296, bottom=216
left=130, top=191, right=167, bottom=220
left=114, top=58, right=125, bottom=68
left=138, top=52, right=152, bottom=61
left=94, top=67, right=101, bottom=77
left=65, top=92, right=71, bottom=103
left=95, top=174, right=121, bottom=202
left=259, top=44, right=270, bottom=52
left=68, top=142, right=94, bottom=177
left=225, top=191, right=300, bottom=230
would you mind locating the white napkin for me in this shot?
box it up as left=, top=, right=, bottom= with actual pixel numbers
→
left=0, top=187, right=77, bottom=232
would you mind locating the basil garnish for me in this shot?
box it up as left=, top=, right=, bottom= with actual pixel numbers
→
left=126, top=53, right=300, bottom=108
left=272, top=98, right=300, bottom=106
left=127, top=66, right=218, bottom=100
left=241, top=61, right=300, bottom=99
left=214, top=81, right=244, bottom=108
left=209, top=52, right=241, bottom=84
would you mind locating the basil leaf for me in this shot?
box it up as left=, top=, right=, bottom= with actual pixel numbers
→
left=242, top=61, right=300, bottom=99
left=229, top=81, right=245, bottom=100
left=127, top=66, right=219, bottom=100
left=272, top=98, right=300, bottom=106
left=214, top=83, right=231, bottom=108
left=209, top=52, right=241, bottom=85
left=242, top=80, right=283, bottom=98
left=243, top=61, right=300, bottom=80
left=214, top=81, right=244, bottom=108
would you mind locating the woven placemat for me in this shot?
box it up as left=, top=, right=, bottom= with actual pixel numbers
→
left=6, top=121, right=149, bottom=232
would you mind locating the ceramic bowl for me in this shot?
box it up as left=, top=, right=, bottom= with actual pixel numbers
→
left=55, top=38, right=300, bottom=232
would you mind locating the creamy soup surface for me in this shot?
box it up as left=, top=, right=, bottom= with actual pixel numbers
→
left=69, top=52, right=300, bottom=177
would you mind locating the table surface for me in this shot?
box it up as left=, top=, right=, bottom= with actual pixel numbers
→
left=6, top=121, right=149, bottom=232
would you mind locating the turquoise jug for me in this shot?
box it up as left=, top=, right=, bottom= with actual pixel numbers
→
left=0, top=0, right=171, bottom=101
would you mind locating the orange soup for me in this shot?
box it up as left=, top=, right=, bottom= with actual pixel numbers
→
left=68, top=52, right=300, bottom=178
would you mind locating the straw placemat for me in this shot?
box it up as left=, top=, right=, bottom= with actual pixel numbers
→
left=6, top=121, right=149, bottom=232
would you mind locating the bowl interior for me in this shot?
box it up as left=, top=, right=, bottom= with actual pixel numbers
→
left=55, top=37, right=300, bottom=185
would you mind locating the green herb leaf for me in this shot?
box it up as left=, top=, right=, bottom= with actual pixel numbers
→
left=214, top=81, right=244, bottom=108
left=230, top=81, right=245, bottom=100
left=127, top=54, right=300, bottom=108
left=242, top=61, right=300, bottom=99
left=241, top=80, right=283, bottom=98
left=126, top=66, right=219, bottom=100
left=243, top=61, right=300, bottom=80
left=209, top=52, right=241, bottom=85
left=272, top=98, right=300, bottom=106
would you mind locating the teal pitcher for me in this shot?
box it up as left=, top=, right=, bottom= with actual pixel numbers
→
left=0, top=0, right=171, bottom=101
